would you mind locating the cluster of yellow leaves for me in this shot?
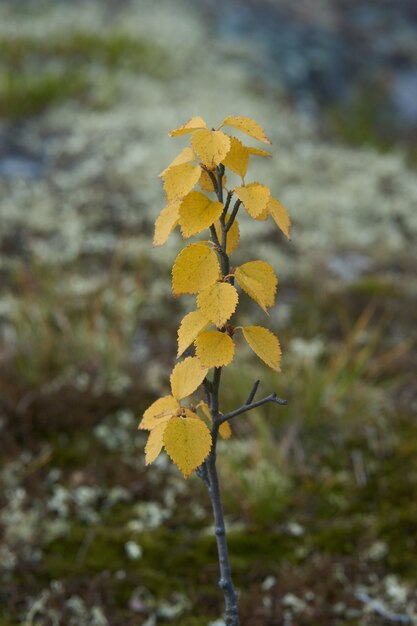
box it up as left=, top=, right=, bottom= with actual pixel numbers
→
left=141, top=115, right=291, bottom=478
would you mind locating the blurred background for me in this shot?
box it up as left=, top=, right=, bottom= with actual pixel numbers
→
left=0, top=1, right=416, bottom=624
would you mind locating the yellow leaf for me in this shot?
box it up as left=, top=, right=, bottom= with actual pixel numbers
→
left=247, top=146, right=271, bottom=158
left=145, top=421, right=168, bottom=465
left=214, top=218, right=240, bottom=255
left=219, top=421, right=232, bottom=439
left=267, top=196, right=291, bottom=239
left=197, top=282, right=239, bottom=328
left=179, top=191, right=223, bottom=238
left=172, top=242, right=221, bottom=295
left=191, top=129, right=231, bottom=169
left=159, top=147, right=195, bottom=177
left=163, top=163, right=201, bottom=203
left=201, top=403, right=232, bottom=439
left=241, top=326, right=281, bottom=371
left=222, top=115, right=271, bottom=144
left=170, top=356, right=209, bottom=400
left=253, top=206, right=269, bottom=221
left=235, top=183, right=271, bottom=218
left=195, top=330, right=235, bottom=368
left=235, top=260, right=278, bottom=312
left=197, top=400, right=212, bottom=421
left=139, top=395, right=180, bottom=430
left=197, top=401, right=232, bottom=439
left=169, top=116, right=207, bottom=137
left=222, top=136, right=249, bottom=178
left=177, top=309, right=210, bottom=357
left=199, top=169, right=216, bottom=193
left=153, top=202, right=180, bottom=246
left=199, top=169, right=227, bottom=192
left=163, top=417, right=212, bottom=478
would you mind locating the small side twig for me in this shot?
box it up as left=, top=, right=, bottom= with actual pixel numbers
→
left=226, top=199, right=241, bottom=232
left=207, top=169, right=219, bottom=194
left=218, top=392, right=287, bottom=425
left=245, top=380, right=260, bottom=405
left=223, top=190, right=234, bottom=215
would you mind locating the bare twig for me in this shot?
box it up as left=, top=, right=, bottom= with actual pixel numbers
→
left=218, top=393, right=287, bottom=425
left=246, top=380, right=260, bottom=405
left=226, top=199, right=241, bottom=232
left=207, top=169, right=219, bottom=194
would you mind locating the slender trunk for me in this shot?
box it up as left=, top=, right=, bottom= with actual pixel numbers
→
left=206, top=440, right=240, bottom=626
left=203, top=166, right=240, bottom=624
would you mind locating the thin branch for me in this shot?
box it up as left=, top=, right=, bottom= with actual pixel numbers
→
left=210, top=225, right=221, bottom=248
left=220, top=190, right=234, bottom=226
left=203, top=378, right=213, bottom=409
left=196, top=461, right=211, bottom=490
left=224, top=190, right=234, bottom=214
left=216, top=165, right=224, bottom=203
left=207, top=169, right=219, bottom=195
left=218, top=392, right=287, bottom=425
left=245, top=380, right=260, bottom=405
left=211, top=367, right=222, bottom=421
left=226, top=199, right=241, bottom=232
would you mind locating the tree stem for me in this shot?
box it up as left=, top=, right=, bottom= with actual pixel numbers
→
left=206, top=443, right=240, bottom=626
left=204, top=182, right=240, bottom=623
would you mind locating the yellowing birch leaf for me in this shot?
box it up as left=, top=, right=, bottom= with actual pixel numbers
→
left=214, top=218, right=240, bottom=255
left=163, top=417, right=212, bottom=478
left=195, top=330, right=235, bottom=368
left=235, top=260, right=278, bottom=312
left=267, top=196, right=291, bottom=239
left=177, top=309, right=210, bottom=357
left=198, top=400, right=212, bottom=421
left=145, top=421, right=167, bottom=465
left=179, top=191, right=223, bottom=238
left=169, top=116, right=207, bottom=137
left=219, top=421, right=232, bottom=439
left=241, top=326, right=281, bottom=371
left=222, top=116, right=271, bottom=144
left=172, top=243, right=220, bottom=295
left=253, top=206, right=269, bottom=221
left=247, top=146, right=271, bottom=158
left=199, top=169, right=227, bottom=192
left=139, top=395, right=180, bottom=430
left=222, top=136, right=249, bottom=178
left=159, top=147, right=195, bottom=177
left=199, top=169, right=216, bottom=192
left=191, top=129, right=231, bottom=169
left=197, top=401, right=232, bottom=439
left=235, top=183, right=271, bottom=218
left=197, top=282, right=239, bottom=328
left=153, top=202, right=180, bottom=246
left=170, top=356, right=209, bottom=400
left=163, top=163, right=201, bottom=203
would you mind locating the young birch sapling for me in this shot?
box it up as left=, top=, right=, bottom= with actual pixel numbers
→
left=138, top=115, right=290, bottom=626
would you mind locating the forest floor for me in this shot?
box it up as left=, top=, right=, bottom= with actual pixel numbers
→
left=0, top=1, right=416, bottom=624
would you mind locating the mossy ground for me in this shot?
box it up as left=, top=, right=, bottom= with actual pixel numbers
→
left=0, top=20, right=170, bottom=119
